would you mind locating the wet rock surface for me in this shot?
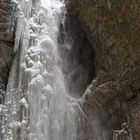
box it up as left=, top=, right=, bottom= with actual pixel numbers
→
left=0, top=0, right=16, bottom=103
left=58, top=12, right=95, bottom=98
left=66, top=0, right=140, bottom=139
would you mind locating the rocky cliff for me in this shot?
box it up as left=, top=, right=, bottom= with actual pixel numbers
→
left=66, top=0, right=140, bottom=139
left=0, top=0, right=16, bottom=103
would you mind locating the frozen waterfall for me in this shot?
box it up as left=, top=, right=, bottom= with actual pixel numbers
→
left=1, top=0, right=94, bottom=140
left=1, top=0, right=76, bottom=139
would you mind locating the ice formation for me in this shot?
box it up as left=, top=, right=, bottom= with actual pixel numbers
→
left=1, top=0, right=78, bottom=140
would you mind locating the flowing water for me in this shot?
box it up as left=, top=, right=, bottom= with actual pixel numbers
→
left=0, top=0, right=94, bottom=140
left=1, top=0, right=75, bottom=139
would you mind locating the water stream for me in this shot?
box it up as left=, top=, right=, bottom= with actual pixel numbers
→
left=1, top=0, right=93, bottom=140
left=1, top=0, right=75, bottom=140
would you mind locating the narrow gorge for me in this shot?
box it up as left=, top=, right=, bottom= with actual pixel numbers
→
left=0, top=0, right=140, bottom=140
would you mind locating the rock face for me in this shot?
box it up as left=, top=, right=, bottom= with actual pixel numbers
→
left=58, top=12, right=95, bottom=98
left=66, top=0, right=140, bottom=139
left=0, top=0, right=16, bottom=103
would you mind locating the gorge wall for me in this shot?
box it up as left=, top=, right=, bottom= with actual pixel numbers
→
left=66, top=0, right=140, bottom=139
left=0, top=0, right=16, bottom=103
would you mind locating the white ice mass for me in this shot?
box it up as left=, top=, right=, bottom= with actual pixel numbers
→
left=1, top=0, right=78, bottom=140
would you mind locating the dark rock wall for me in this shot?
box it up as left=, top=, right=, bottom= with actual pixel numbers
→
left=0, top=0, right=16, bottom=103
left=58, top=12, right=95, bottom=98
left=66, top=0, right=140, bottom=139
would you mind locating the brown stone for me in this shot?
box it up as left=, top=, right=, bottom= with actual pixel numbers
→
left=66, top=0, right=140, bottom=139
